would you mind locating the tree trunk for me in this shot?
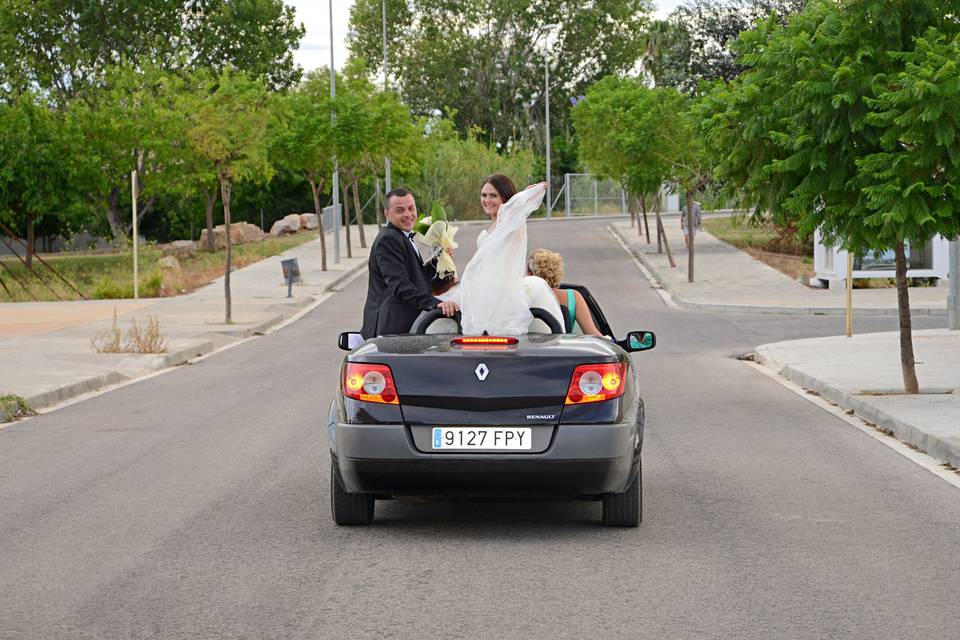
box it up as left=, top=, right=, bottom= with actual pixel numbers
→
left=375, top=180, right=383, bottom=229
left=686, top=190, right=695, bottom=283
left=654, top=190, right=663, bottom=253
left=341, top=181, right=353, bottom=259
left=350, top=175, right=367, bottom=249
left=106, top=186, right=126, bottom=241
left=639, top=195, right=651, bottom=244
left=220, top=174, right=233, bottom=324
left=309, top=177, right=328, bottom=271
left=894, top=240, right=920, bottom=393
left=203, top=186, right=218, bottom=251
left=655, top=203, right=676, bottom=268
left=25, top=211, right=35, bottom=270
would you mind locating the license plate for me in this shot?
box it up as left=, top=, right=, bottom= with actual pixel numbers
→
left=432, top=427, right=532, bottom=450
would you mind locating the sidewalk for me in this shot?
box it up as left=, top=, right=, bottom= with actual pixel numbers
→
left=611, top=216, right=960, bottom=474
left=611, top=217, right=948, bottom=315
left=754, top=331, right=960, bottom=469
left=0, top=224, right=377, bottom=419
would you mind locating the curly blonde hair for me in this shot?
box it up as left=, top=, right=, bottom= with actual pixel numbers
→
left=527, top=248, right=564, bottom=288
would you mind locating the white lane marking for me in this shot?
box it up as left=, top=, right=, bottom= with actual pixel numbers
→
left=607, top=225, right=679, bottom=310
left=744, top=360, right=960, bottom=491
left=5, top=266, right=371, bottom=425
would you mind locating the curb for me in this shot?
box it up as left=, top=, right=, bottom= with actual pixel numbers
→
left=753, top=346, right=960, bottom=469
left=323, top=260, right=368, bottom=291
left=609, top=224, right=948, bottom=317
left=20, top=338, right=217, bottom=413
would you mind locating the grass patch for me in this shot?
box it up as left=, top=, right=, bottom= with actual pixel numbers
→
left=0, top=230, right=320, bottom=302
left=0, top=394, right=36, bottom=422
left=703, top=217, right=813, bottom=257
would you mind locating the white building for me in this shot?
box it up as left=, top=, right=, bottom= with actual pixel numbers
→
left=813, top=229, right=951, bottom=288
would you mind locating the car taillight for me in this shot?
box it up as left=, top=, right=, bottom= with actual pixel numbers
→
left=564, top=363, right=626, bottom=405
left=343, top=363, right=399, bottom=404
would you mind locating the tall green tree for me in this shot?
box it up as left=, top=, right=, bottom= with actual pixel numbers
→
left=0, top=94, right=79, bottom=267
left=67, top=60, right=189, bottom=241
left=347, top=0, right=652, bottom=150
left=273, top=72, right=335, bottom=270
left=643, top=0, right=806, bottom=93
left=0, top=0, right=305, bottom=103
left=700, top=0, right=960, bottom=392
left=185, top=69, right=276, bottom=323
left=572, top=78, right=679, bottom=263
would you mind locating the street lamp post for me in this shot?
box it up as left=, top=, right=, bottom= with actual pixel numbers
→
left=329, top=0, right=340, bottom=264
left=541, top=23, right=559, bottom=219
left=383, top=0, right=392, bottom=193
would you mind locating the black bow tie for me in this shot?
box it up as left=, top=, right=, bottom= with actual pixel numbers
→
left=407, top=232, right=415, bottom=240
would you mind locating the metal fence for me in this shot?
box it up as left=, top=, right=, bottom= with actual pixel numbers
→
left=559, top=173, right=627, bottom=217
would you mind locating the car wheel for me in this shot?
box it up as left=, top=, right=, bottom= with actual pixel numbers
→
left=602, top=462, right=641, bottom=527
left=330, top=460, right=374, bottom=526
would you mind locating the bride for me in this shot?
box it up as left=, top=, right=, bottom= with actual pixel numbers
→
left=441, top=174, right=563, bottom=335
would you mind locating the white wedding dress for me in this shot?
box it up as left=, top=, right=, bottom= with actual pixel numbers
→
left=441, top=184, right=563, bottom=335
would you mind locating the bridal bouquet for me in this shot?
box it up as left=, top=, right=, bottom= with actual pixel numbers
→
left=413, top=202, right=459, bottom=280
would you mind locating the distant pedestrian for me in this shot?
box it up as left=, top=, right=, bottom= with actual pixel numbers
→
left=682, top=199, right=702, bottom=248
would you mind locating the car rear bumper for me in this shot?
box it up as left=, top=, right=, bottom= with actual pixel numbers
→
left=332, top=421, right=641, bottom=497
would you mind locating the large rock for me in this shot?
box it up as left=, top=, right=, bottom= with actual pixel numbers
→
left=300, top=213, right=318, bottom=230
left=199, top=222, right=266, bottom=249
left=235, top=222, right=265, bottom=243
left=158, top=256, right=181, bottom=271
left=162, top=239, right=198, bottom=260
left=270, top=215, right=301, bottom=236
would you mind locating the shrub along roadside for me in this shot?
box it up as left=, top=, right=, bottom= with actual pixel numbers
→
left=0, top=230, right=319, bottom=302
left=0, top=394, right=36, bottom=422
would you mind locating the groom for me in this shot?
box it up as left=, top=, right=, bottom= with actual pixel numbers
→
left=360, top=188, right=458, bottom=338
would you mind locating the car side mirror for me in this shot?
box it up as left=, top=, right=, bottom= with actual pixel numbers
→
left=618, top=330, right=655, bottom=352
left=338, top=331, right=364, bottom=351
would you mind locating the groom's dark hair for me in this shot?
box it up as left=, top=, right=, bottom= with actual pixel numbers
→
left=385, top=187, right=412, bottom=209
left=483, top=174, right=517, bottom=202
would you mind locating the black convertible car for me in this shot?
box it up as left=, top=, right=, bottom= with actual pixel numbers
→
left=329, top=284, right=656, bottom=527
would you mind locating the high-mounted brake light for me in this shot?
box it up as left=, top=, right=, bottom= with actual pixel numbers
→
left=565, top=363, right=627, bottom=405
left=343, top=363, right=399, bottom=404
left=452, top=336, right=519, bottom=346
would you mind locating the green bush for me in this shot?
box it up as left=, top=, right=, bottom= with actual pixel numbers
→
left=410, top=121, right=536, bottom=221
left=93, top=277, right=128, bottom=299
left=0, top=394, right=36, bottom=422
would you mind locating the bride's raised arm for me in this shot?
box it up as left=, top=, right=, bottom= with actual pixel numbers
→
left=490, top=182, right=546, bottom=238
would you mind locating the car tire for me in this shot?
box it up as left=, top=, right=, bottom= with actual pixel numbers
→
left=330, top=460, right=374, bottom=526
left=602, top=462, right=641, bottom=527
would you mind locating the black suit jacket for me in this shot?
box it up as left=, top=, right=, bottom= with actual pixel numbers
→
left=361, top=223, right=440, bottom=338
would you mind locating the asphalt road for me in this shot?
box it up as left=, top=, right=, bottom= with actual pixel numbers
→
left=2, top=218, right=958, bottom=639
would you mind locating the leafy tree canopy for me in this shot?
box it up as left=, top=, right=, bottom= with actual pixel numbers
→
left=0, top=0, right=305, bottom=102
left=644, top=0, right=806, bottom=93
left=347, top=0, right=652, bottom=150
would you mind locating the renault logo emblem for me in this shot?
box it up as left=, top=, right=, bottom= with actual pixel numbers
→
left=475, top=363, right=489, bottom=381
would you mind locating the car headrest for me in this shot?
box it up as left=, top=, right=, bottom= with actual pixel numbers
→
left=529, top=307, right=563, bottom=334
left=411, top=308, right=463, bottom=334
left=528, top=317, right=554, bottom=334
left=425, top=317, right=460, bottom=334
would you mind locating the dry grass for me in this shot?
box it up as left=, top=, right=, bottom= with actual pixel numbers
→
left=91, top=308, right=168, bottom=354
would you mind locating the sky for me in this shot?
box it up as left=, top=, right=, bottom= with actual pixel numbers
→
left=286, top=1, right=684, bottom=73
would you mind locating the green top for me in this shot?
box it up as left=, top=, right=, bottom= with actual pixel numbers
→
left=565, top=289, right=576, bottom=334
